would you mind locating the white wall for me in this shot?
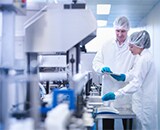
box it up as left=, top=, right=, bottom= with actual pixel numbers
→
left=141, top=1, right=160, bottom=129
left=86, top=28, right=115, bottom=52
left=86, top=28, right=139, bottom=52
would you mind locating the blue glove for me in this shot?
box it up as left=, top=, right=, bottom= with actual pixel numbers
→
left=102, top=92, right=115, bottom=101
left=101, top=67, right=112, bottom=73
left=111, top=74, right=126, bottom=81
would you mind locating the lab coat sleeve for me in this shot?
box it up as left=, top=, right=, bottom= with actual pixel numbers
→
left=92, top=49, right=105, bottom=73
left=115, top=55, right=152, bottom=98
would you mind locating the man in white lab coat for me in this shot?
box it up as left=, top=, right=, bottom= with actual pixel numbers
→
left=92, top=16, right=136, bottom=130
left=102, top=30, right=158, bottom=130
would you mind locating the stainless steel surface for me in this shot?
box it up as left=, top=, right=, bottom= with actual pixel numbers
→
left=95, top=108, right=136, bottom=119
left=1, top=11, right=15, bottom=68
left=87, top=96, right=136, bottom=118
left=25, top=3, right=97, bottom=53
left=88, top=96, right=102, bottom=102
left=95, top=108, right=136, bottom=130
left=87, top=96, right=103, bottom=107
left=38, top=55, right=67, bottom=81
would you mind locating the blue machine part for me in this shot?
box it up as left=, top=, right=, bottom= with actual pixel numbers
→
left=53, top=89, right=75, bottom=110
left=40, top=89, right=75, bottom=114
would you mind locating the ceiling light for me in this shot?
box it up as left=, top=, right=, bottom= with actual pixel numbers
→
left=97, top=4, right=111, bottom=15
left=97, top=20, right=107, bottom=27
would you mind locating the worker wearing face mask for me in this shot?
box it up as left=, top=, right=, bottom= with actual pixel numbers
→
left=92, top=16, right=136, bottom=130
left=102, top=30, right=158, bottom=130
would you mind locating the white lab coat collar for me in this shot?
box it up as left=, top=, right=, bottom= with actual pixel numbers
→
left=115, top=37, right=129, bottom=53
left=140, top=49, right=148, bottom=56
left=115, top=37, right=129, bottom=48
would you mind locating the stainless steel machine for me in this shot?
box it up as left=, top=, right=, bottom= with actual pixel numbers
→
left=0, top=1, right=26, bottom=130
left=0, top=0, right=97, bottom=130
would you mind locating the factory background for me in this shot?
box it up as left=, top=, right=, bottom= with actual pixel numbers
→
left=0, top=0, right=160, bottom=130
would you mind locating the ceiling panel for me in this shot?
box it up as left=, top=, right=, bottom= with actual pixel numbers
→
left=86, top=0, right=160, bottom=28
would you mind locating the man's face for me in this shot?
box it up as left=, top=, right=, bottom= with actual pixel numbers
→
left=115, top=29, right=128, bottom=43
left=129, top=44, right=142, bottom=55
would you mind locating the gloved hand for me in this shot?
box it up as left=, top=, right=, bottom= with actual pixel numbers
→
left=101, top=67, right=112, bottom=73
left=102, top=92, right=115, bottom=101
left=111, top=74, right=126, bottom=81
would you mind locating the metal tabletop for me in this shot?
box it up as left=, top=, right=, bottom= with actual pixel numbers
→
left=95, top=108, right=136, bottom=119
left=94, top=108, right=136, bottom=130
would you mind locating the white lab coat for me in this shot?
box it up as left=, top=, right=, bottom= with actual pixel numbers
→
left=92, top=38, right=135, bottom=109
left=115, top=49, right=158, bottom=130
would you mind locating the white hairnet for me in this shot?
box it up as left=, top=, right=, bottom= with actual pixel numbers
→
left=128, top=30, right=151, bottom=49
left=113, top=16, right=130, bottom=30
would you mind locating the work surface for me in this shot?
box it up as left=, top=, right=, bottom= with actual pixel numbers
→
left=94, top=108, right=136, bottom=130
left=87, top=96, right=136, bottom=119
left=95, top=108, right=136, bottom=119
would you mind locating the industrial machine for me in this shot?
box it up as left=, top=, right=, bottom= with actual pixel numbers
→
left=0, top=0, right=97, bottom=130
left=0, top=1, right=26, bottom=130
left=25, top=1, right=97, bottom=129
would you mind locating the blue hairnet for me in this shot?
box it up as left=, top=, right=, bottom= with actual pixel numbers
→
left=129, top=30, right=151, bottom=49
left=113, top=16, right=130, bottom=30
